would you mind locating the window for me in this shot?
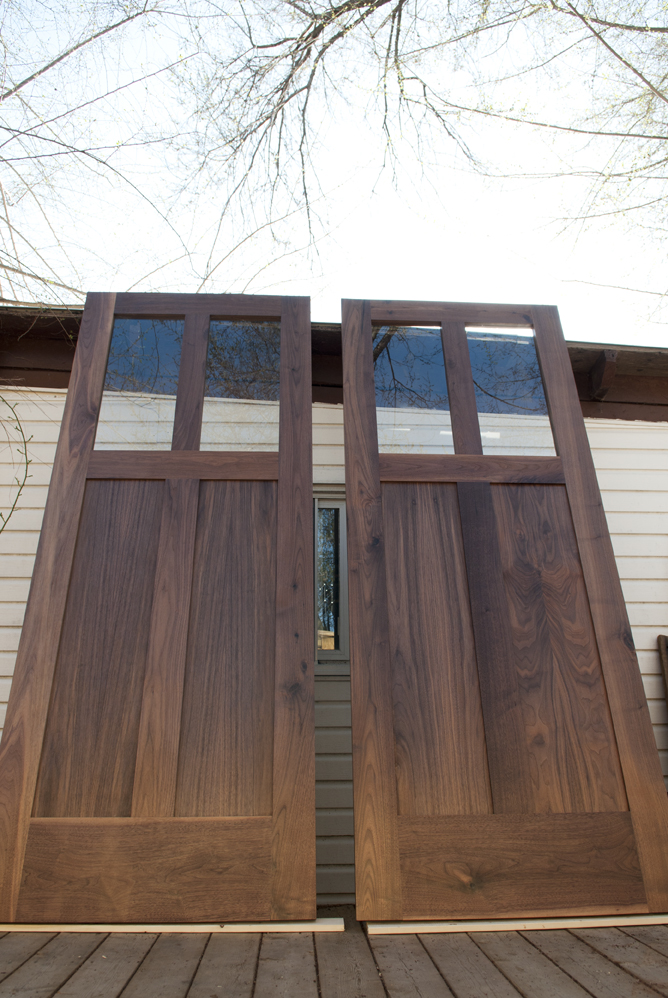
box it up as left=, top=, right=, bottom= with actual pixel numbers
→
left=314, top=494, right=349, bottom=672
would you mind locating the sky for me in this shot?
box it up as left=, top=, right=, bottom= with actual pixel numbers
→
left=5, top=3, right=668, bottom=350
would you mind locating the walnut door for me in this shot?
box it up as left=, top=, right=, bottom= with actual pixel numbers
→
left=342, top=299, right=668, bottom=921
left=0, top=292, right=314, bottom=923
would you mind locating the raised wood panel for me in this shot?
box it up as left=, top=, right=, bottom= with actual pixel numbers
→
left=532, top=305, right=668, bottom=911
left=379, top=454, right=564, bottom=483
left=382, top=482, right=491, bottom=816
left=342, top=298, right=402, bottom=921
left=33, top=480, right=164, bottom=818
left=175, top=481, right=276, bottom=818
left=457, top=481, right=535, bottom=813
left=399, top=813, right=647, bottom=919
left=87, top=451, right=279, bottom=480
left=17, top=817, right=272, bottom=922
left=491, top=483, right=628, bottom=813
left=0, top=293, right=116, bottom=919
left=115, top=293, right=283, bottom=317
left=132, top=478, right=199, bottom=818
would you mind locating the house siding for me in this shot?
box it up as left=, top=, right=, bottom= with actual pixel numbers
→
left=0, top=392, right=666, bottom=906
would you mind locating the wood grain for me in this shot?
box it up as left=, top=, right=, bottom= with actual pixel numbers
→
left=132, top=479, right=199, bottom=818
left=457, top=481, right=535, bottom=813
left=120, top=933, right=209, bottom=998
left=370, top=301, right=533, bottom=327
left=314, top=907, right=386, bottom=998
left=115, top=293, right=282, bottom=318
left=0, top=933, right=57, bottom=982
left=33, top=480, right=164, bottom=818
left=87, top=450, right=279, bottom=480
left=51, top=932, right=157, bottom=998
left=523, top=928, right=660, bottom=998
left=473, top=932, right=592, bottom=998
left=570, top=927, right=668, bottom=994
left=0, top=292, right=116, bottom=919
left=491, top=483, right=627, bottom=813
left=379, top=454, right=564, bottom=483
left=171, top=312, right=210, bottom=451
left=253, top=934, right=318, bottom=998
left=382, top=482, right=491, bottom=816
left=0, top=934, right=105, bottom=998
left=532, top=304, right=668, bottom=910
left=440, top=321, right=483, bottom=455
left=420, top=933, right=524, bottom=998
left=17, top=817, right=272, bottom=923
left=188, top=935, right=259, bottom=998
left=175, top=481, right=276, bottom=818
left=271, top=296, right=315, bottom=919
left=399, top=813, right=647, bottom=919
left=368, top=935, right=455, bottom=997
left=341, top=298, right=402, bottom=921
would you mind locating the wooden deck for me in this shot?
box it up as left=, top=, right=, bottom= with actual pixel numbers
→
left=1, top=907, right=668, bottom=996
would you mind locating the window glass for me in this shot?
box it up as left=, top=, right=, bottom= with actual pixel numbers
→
left=200, top=320, right=281, bottom=451
left=94, top=318, right=184, bottom=450
left=466, top=328, right=556, bottom=455
left=373, top=326, right=453, bottom=454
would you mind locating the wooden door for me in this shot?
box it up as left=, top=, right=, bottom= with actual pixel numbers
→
left=342, top=299, right=668, bottom=921
left=0, top=292, right=314, bottom=923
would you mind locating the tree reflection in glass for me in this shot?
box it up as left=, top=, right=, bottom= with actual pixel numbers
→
left=317, top=507, right=339, bottom=652
left=372, top=326, right=449, bottom=410
left=205, top=320, right=281, bottom=400
left=104, top=318, right=184, bottom=395
left=466, top=330, right=548, bottom=415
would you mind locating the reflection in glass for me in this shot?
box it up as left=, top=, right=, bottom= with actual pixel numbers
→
left=373, top=326, right=453, bottom=454
left=317, top=507, right=340, bottom=651
left=465, top=329, right=556, bottom=455
left=95, top=318, right=184, bottom=450
left=201, top=320, right=281, bottom=451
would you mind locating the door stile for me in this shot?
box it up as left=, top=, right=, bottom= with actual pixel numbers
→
left=532, top=304, right=668, bottom=911
left=131, top=477, right=200, bottom=818
left=0, top=292, right=116, bottom=920
left=342, top=298, right=402, bottom=921
left=439, top=320, right=483, bottom=456
left=271, top=296, right=316, bottom=918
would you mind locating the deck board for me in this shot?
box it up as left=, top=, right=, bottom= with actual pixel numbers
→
left=120, top=933, right=208, bottom=997
left=523, top=929, right=661, bottom=998
left=0, top=918, right=663, bottom=996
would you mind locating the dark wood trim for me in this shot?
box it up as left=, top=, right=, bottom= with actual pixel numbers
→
left=171, top=313, right=210, bottom=451
left=370, top=301, right=534, bottom=327
left=0, top=292, right=116, bottom=920
left=87, top=450, right=279, bottom=480
left=341, top=298, right=402, bottom=921
left=398, top=813, right=647, bottom=919
left=114, top=293, right=283, bottom=318
left=131, top=479, right=200, bottom=818
left=379, top=454, right=565, bottom=483
left=579, top=399, right=668, bottom=422
left=18, top=816, right=272, bottom=922
left=532, top=304, right=668, bottom=912
left=271, top=296, right=315, bottom=919
left=440, top=321, right=483, bottom=455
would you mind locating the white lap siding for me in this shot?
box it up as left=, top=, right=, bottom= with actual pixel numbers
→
left=0, top=394, right=666, bottom=908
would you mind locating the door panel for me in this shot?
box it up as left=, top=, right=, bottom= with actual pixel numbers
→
left=0, top=292, right=314, bottom=922
left=343, top=298, right=668, bottom=920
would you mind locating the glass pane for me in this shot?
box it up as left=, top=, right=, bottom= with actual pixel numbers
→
left=317, top=507, right=340, bottom=652
left=95, top=318, right=184, bottom=450
left=373, top=326, right=453, bottom=454
left=200, top=320, right=281, bottom=452
left=466, top=328, right=556, bottom=455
